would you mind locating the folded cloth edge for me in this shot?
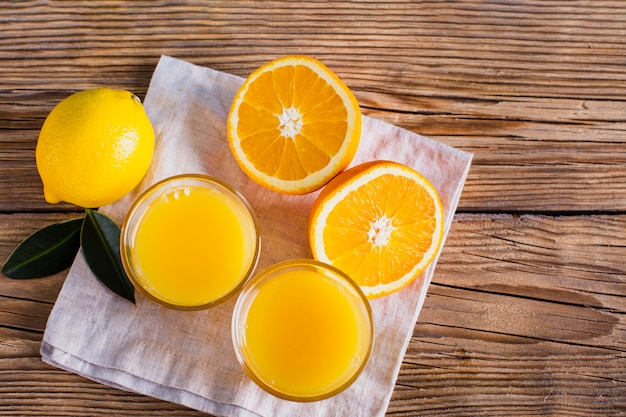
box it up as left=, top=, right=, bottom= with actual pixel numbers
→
left=41, top=341, right=262, bottom=417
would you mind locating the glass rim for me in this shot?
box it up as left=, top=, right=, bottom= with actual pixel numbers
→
left=120, top=173, right=261, bottom=311
left=231, top=258, right=374, bottom=402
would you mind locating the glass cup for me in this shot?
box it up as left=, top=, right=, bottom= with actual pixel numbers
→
left=121, top=174, right=260, bottom=310
left=232, top=259, right=373, bottom=401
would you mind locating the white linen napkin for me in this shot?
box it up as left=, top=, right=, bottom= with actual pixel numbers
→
left=40, top=55, right=472, bottom=417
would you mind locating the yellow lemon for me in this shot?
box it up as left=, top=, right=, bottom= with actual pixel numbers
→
left=36, top=88, right=155, bottom=208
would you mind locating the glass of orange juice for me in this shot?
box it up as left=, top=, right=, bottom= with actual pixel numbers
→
left=232, top=259, right=373, bottom=401
left=121, top=174, right=260, bottom=310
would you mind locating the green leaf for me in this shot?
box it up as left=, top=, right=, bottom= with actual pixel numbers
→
left=81, top=208, right=135, bottom=304
left=2, top=218, right=83, bottom=279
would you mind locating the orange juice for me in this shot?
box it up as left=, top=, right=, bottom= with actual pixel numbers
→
left=232, top=260, right=373, bottom=401
left=121, top=175, right=260, bottom=309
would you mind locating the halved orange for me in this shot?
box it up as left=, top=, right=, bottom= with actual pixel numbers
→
left=227, top=55, right=361, bottom=194
left=308, top=160, right=444, bottom=299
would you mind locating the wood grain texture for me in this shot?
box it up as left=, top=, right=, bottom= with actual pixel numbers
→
left=2, top=1, right=626, bottom=212
left=396, top=213, right=626, bottom=416
left=2, top=214, right=624, bottom=416
left=1, top=1, right=625, bottom=416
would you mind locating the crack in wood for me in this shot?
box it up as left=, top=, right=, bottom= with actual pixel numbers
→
left=420, top=322, right=625, bottom=353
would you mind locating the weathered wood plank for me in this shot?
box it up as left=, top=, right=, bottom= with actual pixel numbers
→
left=1, top=213, right=624, bottom=416
left=3, top=106, right=625, bottom=212
left=395, top=213, right=626, bottom=416
left=4, top=93, right=626, bottom=212
left=2, top=1, right=626, bottom=212
left=391, top=322, right=626, bottom=416
left=362, top=95, right=626, bottom=212
left=3, top=1, right=626, bottom=97
left=437, top=214, right=626, bottom=313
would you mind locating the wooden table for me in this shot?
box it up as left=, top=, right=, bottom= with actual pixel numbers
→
left=1, top=1, right=624, bottom=416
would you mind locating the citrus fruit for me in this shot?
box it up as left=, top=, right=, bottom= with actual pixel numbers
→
left=227, top=55, right=361, bottom=194
left=36, top=88, right=155, bottom=208
left=308, top=160, right=444, bottom=299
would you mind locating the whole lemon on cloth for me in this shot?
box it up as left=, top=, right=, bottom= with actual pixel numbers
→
left=35, top=88, right=155, bottom=208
